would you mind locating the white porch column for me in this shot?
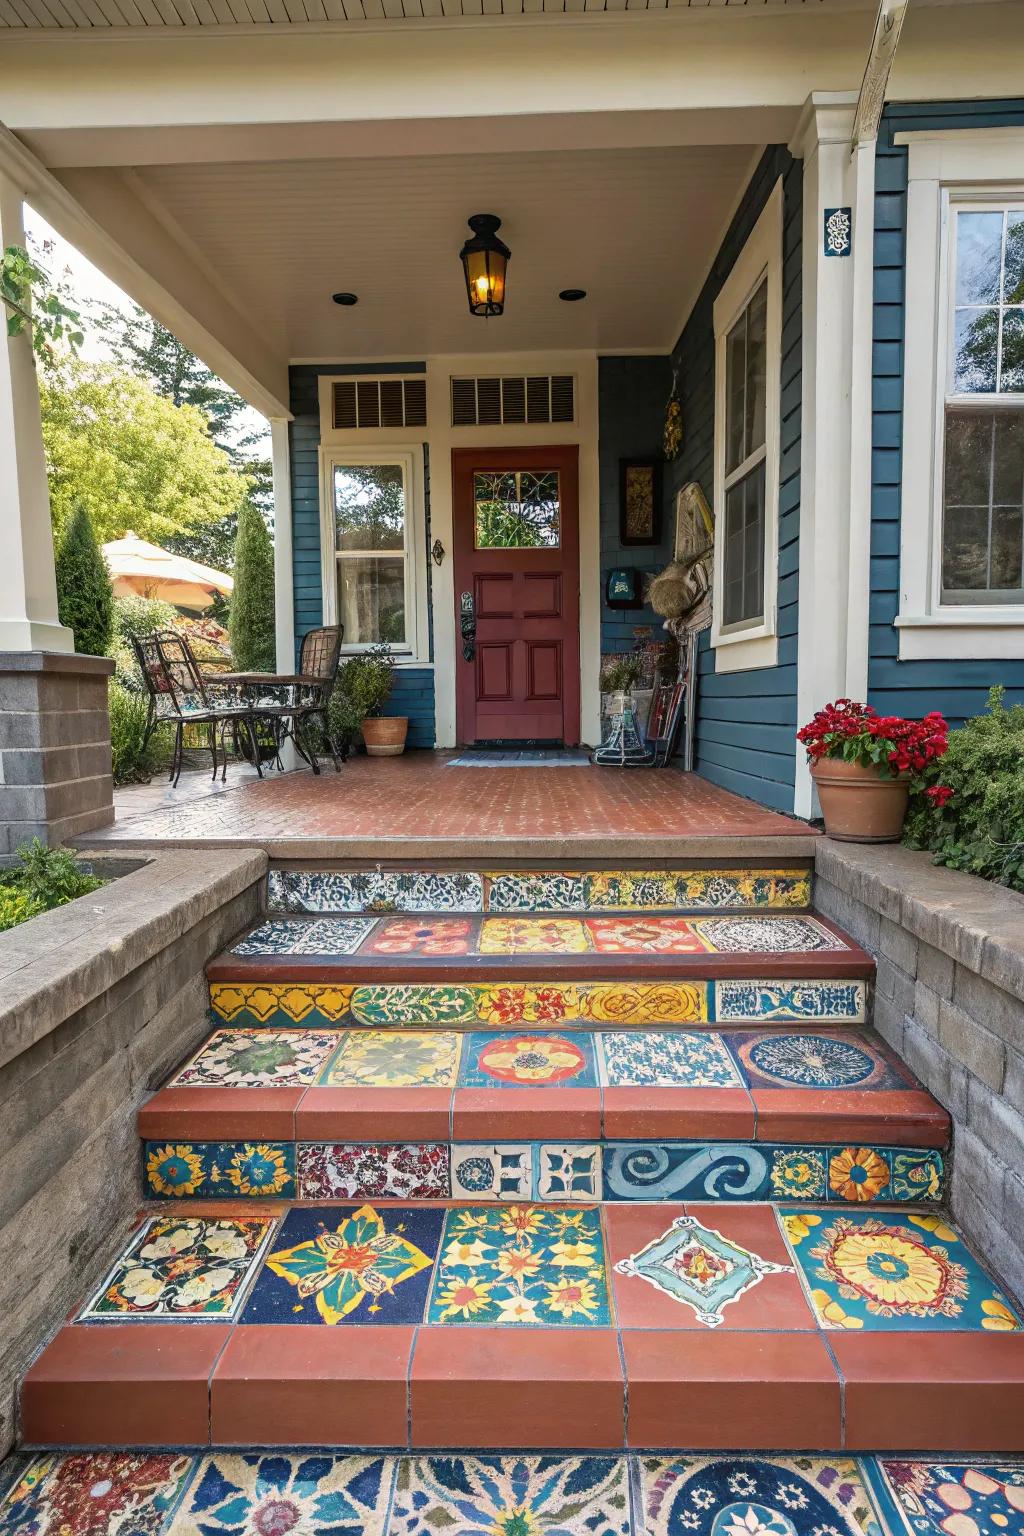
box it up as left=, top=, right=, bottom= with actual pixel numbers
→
left=0, top=172, right=73, bottom=654
left=270, top=415, right=299, bottom=772
left=790, top=94, right=874, bottom=818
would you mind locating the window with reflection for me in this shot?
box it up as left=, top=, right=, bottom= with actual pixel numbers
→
left=332, top=462, right=409, bottom=645
left=722, top=277, right=768, bottom=626
left=473, top=470, right=561, bottom=549
left=943, top=205, right=1024, bottom=604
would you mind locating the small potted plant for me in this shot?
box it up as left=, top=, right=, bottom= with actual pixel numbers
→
left=797, top=699, right=951, bottom=842
left=341, top=643, right=407, bottom=756
left=600, top=655, right=644, bottom=716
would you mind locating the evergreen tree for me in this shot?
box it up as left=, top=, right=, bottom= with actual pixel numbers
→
left=229, top=499, right=276, bottom=671
left=55, top=502, right=114, bottom=658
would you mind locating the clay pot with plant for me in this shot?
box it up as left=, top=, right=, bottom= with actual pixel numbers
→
left=797, top=699, right=952, bottom=843
left=340, top=643, right=407, bottom=756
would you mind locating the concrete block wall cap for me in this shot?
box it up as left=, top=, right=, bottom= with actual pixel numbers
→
left=0, top=846, right=267, bottom=1074
left=0, top=652, right=116, bottom=677
left=817, top=839, right=1024, bottom=1007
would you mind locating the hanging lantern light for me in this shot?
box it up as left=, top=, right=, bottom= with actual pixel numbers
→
left=460, top=214, right=510, bottom=317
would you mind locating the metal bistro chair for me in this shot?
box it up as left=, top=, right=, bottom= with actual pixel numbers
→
left=132, top=630, right=269, bottom=786
left=243, top=625, right=345, bottom=775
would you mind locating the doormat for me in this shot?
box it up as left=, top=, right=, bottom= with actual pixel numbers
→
left=447, top=750, right=593, bottom=767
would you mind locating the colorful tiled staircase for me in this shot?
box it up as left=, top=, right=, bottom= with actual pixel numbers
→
left=16, top=859, right=1024, bottom=1485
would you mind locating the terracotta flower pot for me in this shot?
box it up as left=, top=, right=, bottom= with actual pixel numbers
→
left=811, top=757, right=910, bottom=843
left=361, top=715, right=408, bottom=756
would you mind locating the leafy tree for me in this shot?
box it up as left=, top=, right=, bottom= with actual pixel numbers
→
left=55, top=501, right=114, bottom=658
left=229, top=499, right=276, bottom=671
left=40, top=362, right=251, bottom=548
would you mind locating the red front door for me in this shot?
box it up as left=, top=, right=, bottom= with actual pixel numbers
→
left=453, top=446, right=581, bottom=746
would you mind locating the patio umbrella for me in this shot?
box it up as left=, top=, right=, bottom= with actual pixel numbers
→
left=102, top=533, right=234, bottom=611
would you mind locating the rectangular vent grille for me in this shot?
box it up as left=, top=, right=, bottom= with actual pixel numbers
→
left=331, top=377, right=426, bottom=430
left=450, top=374, right=575, bottom=427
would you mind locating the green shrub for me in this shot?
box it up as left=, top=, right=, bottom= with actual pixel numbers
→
left=109, top=679, right=169, bottom=785
left=338, top=644, right=395, bottom=719
left=109, top=593, right=180, bottom=689
left=0, top=840, right=105, bottom=930
left=904, top=687, right=1024, bottom=892
left=600, top=655, right=643, bottom=693
left=55, top=501, right=114, bottom=658
left=229, top=501, right=275, bottom=671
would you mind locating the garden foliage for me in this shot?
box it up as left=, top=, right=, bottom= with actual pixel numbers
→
left=0, top=840, right=104, bottom=932
left=55, top=501, right=114, bottom=658
left=229, top=500, right=276, bottom=672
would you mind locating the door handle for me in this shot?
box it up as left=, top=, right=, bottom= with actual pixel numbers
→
left=460, top=591, right=476, bottom=661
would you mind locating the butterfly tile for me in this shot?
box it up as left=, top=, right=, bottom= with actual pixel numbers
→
left=80, top=1214, right=276, bottom=1320
left=364, top=917, right=474, bottom=957
left=318, top=1030, right=461, bottom=1087
left=427, top=1205, right=610, bottom=1326
left=450, top=1144, right=533, bottom=1200
left=231, top=917, right=376, bottom=957
left=691, top=916, right=850, bottom=954
left=459, top=1031, right=598, bottom=1088
left=726, top=1030, right=909, bottom=1091
left=782, top=1207, right=1024, bottom=1331
left=614, top=1212, right=793, bottom=1327
left=242, top=1205, right=443, bottom=1325
left=388, top=1456, right=631, bottom=1536
left=170, top=1029, right=340, bottom=1088
left=479, top=918, right=591, bottom=955
left=0, top=1452, right=196, bottom=1536
left=297, top=1143, right=450, bottom=1200
left=866, top=1459, right=1024, bottom=1536
left=598, top=1031, right=741, bottom=1087
left=166, top=1453, right=394, bottom=1536
left=713, top=979, right=866, bottom=1025
left=145, top=1141, right=296, bottom=1199
left=537, top=1144, right=603, bottom=1200
left=639, top=1455, right=880, bottom=1536
left=586, top=917, right=705, bottom=954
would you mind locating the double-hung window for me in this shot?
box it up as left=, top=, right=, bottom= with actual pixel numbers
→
left=321, top=448, right=424, bottom=655
left=711, top=179, right=782, bottom=671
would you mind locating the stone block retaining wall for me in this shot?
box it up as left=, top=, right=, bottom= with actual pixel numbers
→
left=815, top=840, right=1024, bottom=1304
left=0, top=846, right=267, bottom=1457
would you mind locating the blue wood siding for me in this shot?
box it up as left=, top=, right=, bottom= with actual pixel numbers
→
left=870, top=101, right=1024, bottom=722
left=598, top=355, right=673, bottom=653
left=287, top=362, right=436, bottom=748
left=662, top=147, right=803, bottom=812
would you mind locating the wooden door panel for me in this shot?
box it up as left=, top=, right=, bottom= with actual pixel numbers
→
left=527, top=641, right=561, bottom=700
left=522, top=573, right=562, bottom=619
left=477, top=643, right=513, bottom=701
left=475, top=573, right=515, bottom=619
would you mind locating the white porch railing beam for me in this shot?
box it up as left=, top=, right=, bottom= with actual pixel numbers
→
left=0, top=172, right=73, bottom=654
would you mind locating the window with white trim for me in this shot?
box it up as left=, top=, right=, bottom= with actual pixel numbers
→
left=321, top=448, right=424, bottom=655
left=711, top=179, right=782, bottom=671
left=941, top=202, right=1024, bottom=605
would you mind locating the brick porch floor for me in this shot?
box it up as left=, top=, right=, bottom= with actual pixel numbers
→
left=79, top=753, right=814, bottom=858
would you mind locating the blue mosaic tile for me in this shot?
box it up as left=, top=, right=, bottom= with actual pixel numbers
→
left=241, top=1205, right=443, bottom=1325
left=390, top=1456, right=630, bottom=1535
left=485, top=871, right=589, bottom=911
left=268, top=869, right=483, bottom=914
left=598, top=1031, right=741, bottom=1088
left=604, top=1144, right=945, bottom=1205
left=145, top=1141, right=297, bottom=1200
left=713, top=979, right=867, bottom=1024
left=727, top=1031, right=909, bottom=1091
left=640, top=1455, right=882, bottom=1536
left=458, top=1031, right=598, bottom=1088
left=865, top=1459, right=1024, bottom=1536
left=166, top=1453, right=393, bottom=1535
left=231, top=917, right=375, bottom=957
left=604, top=1143, right=773, bottom=1202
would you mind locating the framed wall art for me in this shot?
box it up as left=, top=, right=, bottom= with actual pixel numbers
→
left=619, top=459, right=663, bottom=547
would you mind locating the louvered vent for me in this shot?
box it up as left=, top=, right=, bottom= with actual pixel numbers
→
left=450, top=374, right=575, bottom=427
left=331, top=377, right=427, bottom=430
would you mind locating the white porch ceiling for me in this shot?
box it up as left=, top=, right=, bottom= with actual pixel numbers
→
left=126, top=143, right=759, bottom=359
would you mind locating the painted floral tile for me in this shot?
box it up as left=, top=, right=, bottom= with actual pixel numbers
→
left=145, top=1141, right=296, bottom=1199
left=614, top=1212, right=793, bottom=1327
left=365, top=917, right=475, bottom=957
left=485, top=871, right=589, bottom=912
left=297, top=1143, right=450, bottom=1200
left=231, top=917, right=376, bottom=957
left=170, top=1029, right=340, bottom=1087
left=242, top=1205, right=443, bottom=1325
left=350, top=984, right=480, bottom=1028
left=866, top=1459, right=1024, bottom=1536
left=587, top=872, right=680, bottom=910
left=0, top=1452, right=196, bottom=1536
left=675, top=869, right=813, bottom=910
left=268, top=867, right=483, bottom=913
left=782, top=1207, right=1024, bottom=1331
left=584, top=982, right=709, bottom=1026
left=427, top=1205, right=610, bottom=1326
left=586, top=917, right=705, bottom=955
left=714, top=979, right=866, bottom=1025
left=459, top=1031, right=598, bottom=1088
left=80, top=1214, right=276, bottom=1320
left=319, top=1030, right=461, bottom=1087
left=479, top=918, right=591, bottom=955
left=166, top=1452, right=394, bottom=1536
left=639, top=1455, right=882, bottom=1536
left=691, top=916, right=850, bottom=954
left=388, top=1456, right=631, bottom=1536
left=598, top=1031, right=741, bottom=1088
left=726, top=1031, right=909, bottom=1091
left=210, top=982, right=355, bottom=1028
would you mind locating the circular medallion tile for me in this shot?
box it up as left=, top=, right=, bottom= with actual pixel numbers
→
left=476, top=1035, right=588, bottom=1084
left=746, top=1034, right=876, bottom=1088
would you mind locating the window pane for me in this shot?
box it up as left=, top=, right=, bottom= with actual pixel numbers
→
left=744, top=280, right=768, bottom=459
left=722, top=461, right=765, bottom=627
left=725, top=312, right=747, bottom=474
left=944, top=410, right=992, bottom=504
left=993, top=412, right=1024, bottom=502
left=1003, top=212, right=1024, bottom=304
left=992, top=504, right=1024, bottom=591
left=956, top=211, right=1003, bottom=305
left=942, top=504, right=989, bottom=591
left=942, top=407, right=1024, bottom=602
left=337, top=556, right=406, bottom=645
left=1000, top=309, right=1024, bottom=393
left=333, top=464, right=405, bottom=551
left=473, top=470, right=560, bottom=548
left=953, top=308, right=999, bottom=392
